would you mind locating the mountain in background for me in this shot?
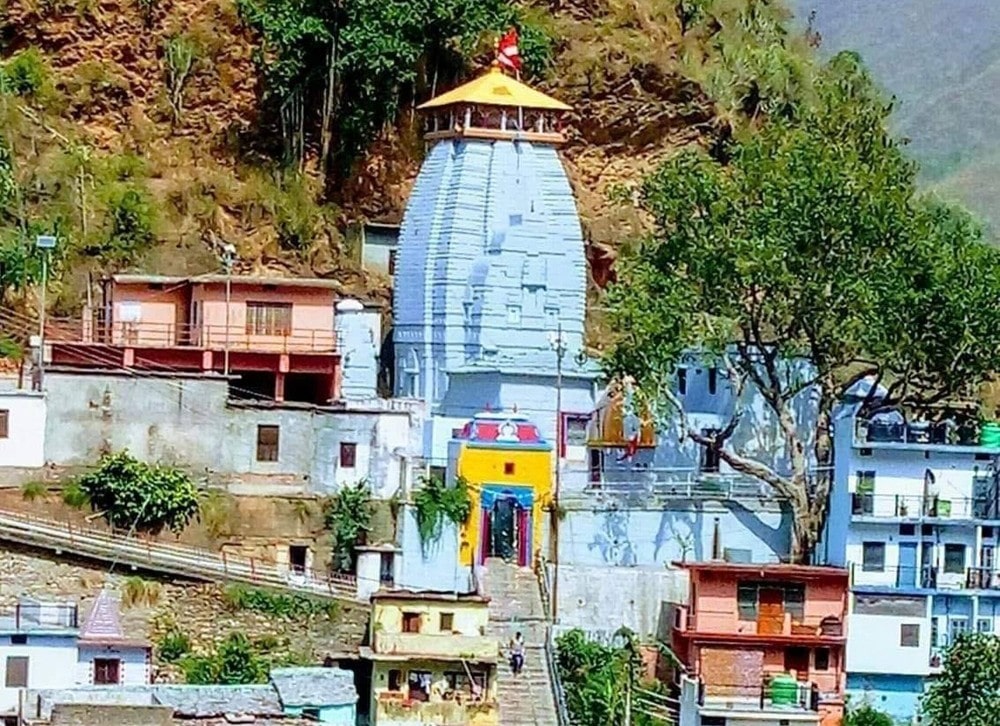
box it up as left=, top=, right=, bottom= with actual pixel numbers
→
left=792, top=0, right=1000, bottom=234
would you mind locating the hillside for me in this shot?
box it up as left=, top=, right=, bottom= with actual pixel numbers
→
left=792, top=0, right=1000, bottom=233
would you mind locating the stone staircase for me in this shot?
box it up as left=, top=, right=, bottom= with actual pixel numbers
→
left=482, top=557, right=558, bottom=726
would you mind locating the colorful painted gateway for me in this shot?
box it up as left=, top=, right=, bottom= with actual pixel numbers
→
left=447, top=411, right=553, bottom=569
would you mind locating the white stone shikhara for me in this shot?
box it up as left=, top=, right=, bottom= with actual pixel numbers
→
left=392, top=133, right=592, bottom=422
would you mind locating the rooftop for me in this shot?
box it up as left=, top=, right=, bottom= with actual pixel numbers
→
left=676, top=562, right=849, bottom=581
left=418, top=65, right=571, bottom=112
left=109, top=273, right=342, bottom=290
left=371, top=588, right=489, bottom=604
left=270, top=667, right=357, bottom=708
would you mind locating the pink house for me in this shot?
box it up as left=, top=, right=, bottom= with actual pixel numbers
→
left=671, top=562, right=848, bottom=726
left=49, top=274, right=342, bottom=404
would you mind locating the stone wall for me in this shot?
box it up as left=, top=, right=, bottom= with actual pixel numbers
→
left=0, top=545, right=370, bottom=680
left=46, top=703, right=173, bottom=726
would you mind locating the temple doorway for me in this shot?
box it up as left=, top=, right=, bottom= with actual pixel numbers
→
left=480, top=494, right=531, bottom=567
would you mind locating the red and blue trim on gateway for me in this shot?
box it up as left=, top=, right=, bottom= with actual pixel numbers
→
left=452, top=411, right=552, bottom=450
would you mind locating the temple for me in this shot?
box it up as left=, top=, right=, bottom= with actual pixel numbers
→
left=392, top=65, right=598, bottom=460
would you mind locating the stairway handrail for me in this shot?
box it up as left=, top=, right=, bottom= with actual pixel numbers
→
left=0, top=508, right=359, bottom=602
left=536, top=555, right=572, bottom=726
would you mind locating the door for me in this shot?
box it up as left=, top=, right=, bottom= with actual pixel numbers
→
left=897, top=542, right=918, bottom=587
left=757, top=588, right=785, bottom=635
left=921, top=542, right=936, bottom=587
left=784, top=647, right=810, bottom=680
left=490, top=498, right=517, bottom=561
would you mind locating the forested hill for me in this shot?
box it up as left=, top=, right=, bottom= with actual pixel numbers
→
left=793, top=0, right=1000, bottom=233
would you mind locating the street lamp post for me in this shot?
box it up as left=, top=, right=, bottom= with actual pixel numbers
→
left=548, top=324, right=568, bottom=622
left=221, top=244, right=236, bottom=378
left=35, top=235, right=57, bottom=390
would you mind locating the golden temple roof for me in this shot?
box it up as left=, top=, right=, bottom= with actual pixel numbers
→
left=418, top=65, right=571, bottom=112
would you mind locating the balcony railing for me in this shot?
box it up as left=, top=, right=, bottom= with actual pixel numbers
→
left=0, top=602, right=79, bottom=631
left=677, top=606, right=845, bottom=639
left=857, top=419, right=985, bottom=447
left=45, top=318, right=337, bottom=354
left=965, top=567, right=1000, bottom=590
left=851, top=493, right=1000, bottom=520
left=850, top=563, right=945, bottom=590
left=697, top=678, right=820, bottom=713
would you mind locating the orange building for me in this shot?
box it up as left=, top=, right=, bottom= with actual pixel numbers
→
left=671, top=562, right=848, bottom=726
left=47, top=274, right=341, bottom=404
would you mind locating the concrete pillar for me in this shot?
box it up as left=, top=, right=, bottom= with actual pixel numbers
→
left=274, top=372, right=286, bottom=403
left=201, top=350, right=213, bottom=371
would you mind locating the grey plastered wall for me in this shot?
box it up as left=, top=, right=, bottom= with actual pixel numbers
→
left=42, top=371, right=424, bottom=496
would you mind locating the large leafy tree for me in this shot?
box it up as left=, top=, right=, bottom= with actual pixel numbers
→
left=922, top=633, right=1000, bottom=726
left=604, top=51, right=1000, bottom=562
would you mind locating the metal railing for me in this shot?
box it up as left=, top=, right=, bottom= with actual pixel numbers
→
left=0, top=508, right=360, bottom=602
left=850, top=563, right=943, bottom=590
left=857, top=419, right=988, bottom=448
left=851, top=492, right=1000, bottom=520
left=966, top=566, right=1000, bottom=590
left=46, top=318, right=337, bottom=354
left=699, top=678, right=819, bottom=712
left=536, top=557, right=572, bottom=726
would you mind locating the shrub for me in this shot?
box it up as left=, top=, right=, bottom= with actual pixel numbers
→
left=20, top=481, right=47, bottom=502
left=414, top=475, right=472, bottom=546
left=78, top=450, right=199, bottom=533
left=180, top=632, right=268, bottom=685
left=222, top=584, right=339, bottom=620
left=845, top=703, right=895, bottom=726
left=61, top=480, right=90, bottom=509
left=121, top=576, right=162, bottom=607
left=164, top=34, right=198, bottom=123
left=157, top=628, right=191, bottom=663
left=199, top=489, right=234, bottom=540
left=2, top=48, right=50, bottom=97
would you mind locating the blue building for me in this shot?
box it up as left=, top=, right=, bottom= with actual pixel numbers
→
left=392, top=65, right=598, bottom=461
left=824, top=401, right=1000, bottom=724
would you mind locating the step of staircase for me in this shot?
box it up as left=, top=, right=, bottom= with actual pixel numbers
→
left=480, top=558, right=559, bottom=726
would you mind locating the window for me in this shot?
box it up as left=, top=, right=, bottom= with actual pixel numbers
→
left=737, top=583, right=757, bottom=620
left=700, top=429, right=721, bottom=474
left=5, top=656, right=27, bottom=688
left=944, top=544, right=966, bottom=574
left=949, top=618, right=969, bottom=642
left=256, top=425, right=279, bottom=462
left=814, top=648, right=830, bottom=670
left=784, top=647, right=809, bottom=677
left=509, top=214, right=523, bottom=226
left=504, top=462, right=515, bottom=475
left=506, top=305, right=521, bottom=324
left=440, top=612, right=454, bottom=632
left=862, top=542, right=886, bottom=572
left=0, top=410, right=8, bottom=439
left=562, top=414, right=590, bottom=457
left=245, top=302, right=292, bottom=336
left=387, top=669, right=402, bottom=691
left=93, top=658, right=121, bottom=685
left=707, top=368, right=718, bottom=395
left=784, top=584, right=805, bottom=621
left=408, top=670, right=431, bottom=702
left=921, top=524, right=934, bottom=537
left=899, top=524, right=916, bottom=536
left=388, top=249, right=398, bottom=276
left=380, top=552, right=394, bottom=585
left=977, top=617, right=993, bottom=633
left=677, top=368, right=687, bottom=395
left=900, top=624, right=920, bottom=647
left=402, top=612, right=421, bottom=633
left=340, top=442, right=357, bottom=468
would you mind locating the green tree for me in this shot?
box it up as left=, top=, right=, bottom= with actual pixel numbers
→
left=238, top=0, right=554, bottom=177
left=78, top=450, right=200, bottom=533
left=922, top=632, right=1000, bottom=726
left=180, top=632, right=269, bottom=684
left=322, top=481, right=373, bottom=572
left=604, top=52, right=1000, bottom=562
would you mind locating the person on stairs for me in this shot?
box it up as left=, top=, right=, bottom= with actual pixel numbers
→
left=509, top=631, right=525, bottom=676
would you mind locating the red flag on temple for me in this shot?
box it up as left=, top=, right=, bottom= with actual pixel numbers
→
left=497, top=29, right=522, bottom=72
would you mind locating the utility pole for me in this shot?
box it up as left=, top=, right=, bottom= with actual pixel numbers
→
left=548, top=324, right=567, bottom=622
left=221, top=244, right=236, bottom=378
left=35, top=235, right=56, bottom=390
